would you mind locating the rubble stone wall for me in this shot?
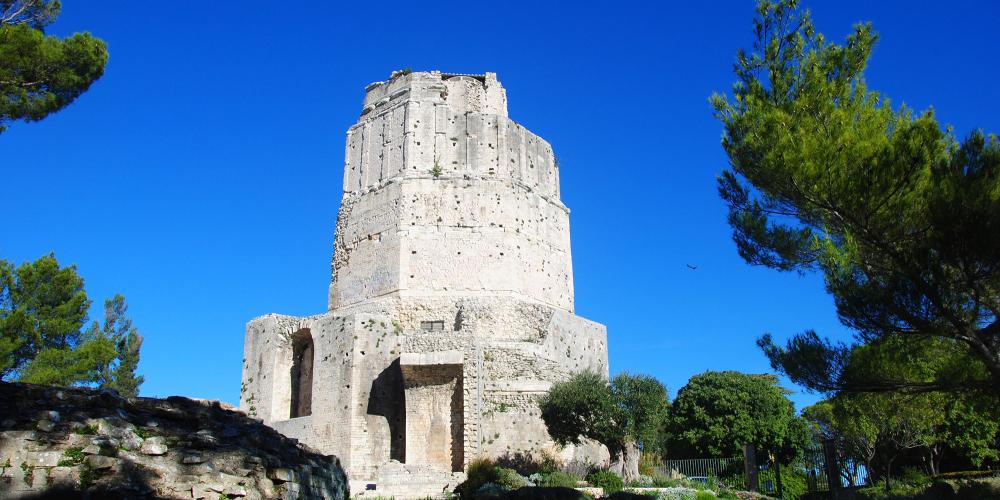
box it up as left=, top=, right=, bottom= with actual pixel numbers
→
left=0, top=382, right=348, bottom=499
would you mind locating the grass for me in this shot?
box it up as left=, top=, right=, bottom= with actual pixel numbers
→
left=57, top=447, right=85, bottom=466
left=73, top=424, right=97, bottom=436
left=21, top=462, right=33, bottom=485
left=79, top=464, right=97, bottom=489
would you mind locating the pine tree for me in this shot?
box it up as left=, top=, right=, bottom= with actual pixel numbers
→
left=1, top=255, right=143, bottom=394
left=95, top=294, right=144, bottom=397
left=714, top=0, right=1000, bottom=395
left=0, top=253, right=90, bottom=379
left=0, top=1, right=108, bottom=133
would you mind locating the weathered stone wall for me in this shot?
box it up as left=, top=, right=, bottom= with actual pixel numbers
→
left=330, top=70, right=572, bottom=312
left=242, top=70, right=610, bottom=497
left=0, top=382, right=348, bottom=499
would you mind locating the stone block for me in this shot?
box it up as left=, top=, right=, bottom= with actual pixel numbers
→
left=141, top=436, right=168, bottom=456
left=27, top=451, right=62, bottom=467
left=85, top=455, right=119, bottom=470
left=268, top=467, right=295, bottom=482
left=49, top=466, right=80, bottom=487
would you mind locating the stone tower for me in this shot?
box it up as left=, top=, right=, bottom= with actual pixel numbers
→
left=241, top=71, right=608, bottom=496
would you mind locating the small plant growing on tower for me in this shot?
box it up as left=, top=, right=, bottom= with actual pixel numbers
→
left=430, top=160, right=443, bottom=178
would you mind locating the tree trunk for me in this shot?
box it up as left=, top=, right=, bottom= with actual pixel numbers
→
left=884, top=456, right=895, bottom=493
left=608, top=441, right=642, bottom=484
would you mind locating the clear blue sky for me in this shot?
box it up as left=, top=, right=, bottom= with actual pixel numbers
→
left=3, top=1, right=999, bottom=411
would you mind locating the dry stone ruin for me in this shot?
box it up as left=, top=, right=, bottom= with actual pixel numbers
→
left=241, top=70, right=609, bottom=496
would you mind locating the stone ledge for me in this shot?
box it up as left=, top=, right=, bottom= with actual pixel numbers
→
left=399, top=350, right=463, bottom=366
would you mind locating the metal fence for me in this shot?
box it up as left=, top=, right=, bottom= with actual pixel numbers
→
left=656, top=457, right=747, bottom=489
left=656, top=440, right=874, bottom=498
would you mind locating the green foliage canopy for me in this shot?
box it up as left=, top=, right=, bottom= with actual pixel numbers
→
left=0, top=254, right=143, bottom=396
left=0, top=1, right=108, bottom=132
left=803, top=379, right=999, bottom=476
left=666, top=371, right=810, bottom=462
left=712, top=0, right=1000, bottom=394
left=0, top=253, right=89, bottom=377
left=538, top=371, right=668, bottom=482
left=539, top=371, right=669, bottom=453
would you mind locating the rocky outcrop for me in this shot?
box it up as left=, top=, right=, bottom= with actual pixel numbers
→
left=0, top=382, right=348, bottom=499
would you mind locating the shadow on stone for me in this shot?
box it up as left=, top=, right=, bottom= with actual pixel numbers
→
left=365, top=359, right=406, bottom=462
left=0, top=382, right=349, bottom=499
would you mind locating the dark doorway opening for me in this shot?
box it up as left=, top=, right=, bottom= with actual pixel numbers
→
left=290, top=329, right=314, bottom=418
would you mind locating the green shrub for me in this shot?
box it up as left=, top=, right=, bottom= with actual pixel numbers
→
left=605, top=493, right=656, bottom=499
left=456, top=458, right=498, bottom=498
left=475, top=482, right=506, bottom=498
left=639, top=453, right=664, bottom=476
left=779, top=469, right=807, bottom=500
left=933, top=470, right=999, bottom=480
left=495, top=451, right=559, bottom=476
left=58, top=447, right=85, bottom=467
left=757, top=466, right=807, bottom=499
left=651, top=473, right=681, bottom=488
left=539, top=470, right=578, bottom=488
left=694, top=491, right=716, bottom=500
left=586, top=470, right=624, bottom=493
left=79, top=464, right=96, bottom=489
left=899, top=467, right=931, bottom=488
left=496, top=467, right=528, bottom=490
left=74, top=424, right=97, bottom=435
left=505, top=486, right=589, bottom=499
left=855, top=483, right=926, bottom=499
left=652, top=490, right=698, bottom=500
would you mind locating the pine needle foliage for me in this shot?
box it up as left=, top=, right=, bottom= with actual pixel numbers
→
left=713, top=0, right=1000, bottom=395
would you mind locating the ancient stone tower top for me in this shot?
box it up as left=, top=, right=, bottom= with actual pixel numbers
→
left=330, top=70, right=574, bottom=314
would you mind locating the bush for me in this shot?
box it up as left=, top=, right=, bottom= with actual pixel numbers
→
left=779, top=469, right=807, bottom=500
left=562, top=458, right=597, bottom=480
left=505, top=486, right=589, bottom=499
left=651, top=473, right=682, bottom=488
left=496, top=467, right=529, bottom=490
left=475, top=482, right=506, bottom=499
left=855, top=483, right=925, bottom=499
left=587, top=470, right=624, bottom=494
left=933, top=470, right=1000, bottom=480
left=640, top=453, right=665, bottom=476
left=757, top=466, right=807, bottom=499
left=495, top=451, right=559, bottom=476
left=695, top=492, right=716, bottom=500
left=605, top=493, right=656, bottom=500
left=649, top=489, right=699, bottom=500
left=457, top=458, right=499, bottom=498
left=899, top=467, right=931, bottom=488
left=539, top=470, right=579, bottom=488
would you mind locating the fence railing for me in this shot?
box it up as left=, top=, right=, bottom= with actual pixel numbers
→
left=656, top=440, right=873, bottom=497
left=655, top=457, right=747, bottom=489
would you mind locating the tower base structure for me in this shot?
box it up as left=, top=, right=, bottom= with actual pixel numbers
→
left=241, top=71, right=610, bottom=497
